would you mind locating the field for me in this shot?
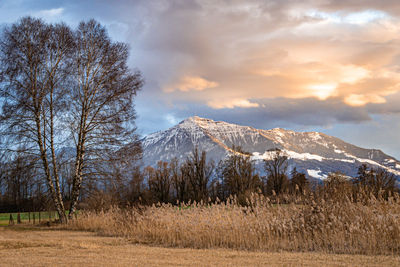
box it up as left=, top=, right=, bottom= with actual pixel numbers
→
left=1, top=193, right=400, bottom=266
left=66, top=194, right=400, bottom=255
left=0, top=227, right=399, bottom=266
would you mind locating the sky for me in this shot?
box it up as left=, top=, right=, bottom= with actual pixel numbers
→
left=1, top=0, right=400, bottom=158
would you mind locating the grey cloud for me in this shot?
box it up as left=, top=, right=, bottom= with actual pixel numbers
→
left=367, top=92, right=400, bottom=114
left=168, top=97, right=372, bottom=130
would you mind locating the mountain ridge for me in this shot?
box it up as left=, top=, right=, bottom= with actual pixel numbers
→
left=141, top=116, right=400, bottom=182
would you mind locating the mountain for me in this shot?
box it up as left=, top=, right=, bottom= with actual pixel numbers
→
left=142, top=116, right=400, bottom=182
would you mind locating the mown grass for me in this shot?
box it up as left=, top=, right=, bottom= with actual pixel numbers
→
left=2, top=228, right=398, bottom=267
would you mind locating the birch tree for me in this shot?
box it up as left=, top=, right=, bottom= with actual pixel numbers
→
left=67, top=20, right=142, bottom=218
left=0, top=17, right=73, bottom=222
left=0, top=17, right=143, bottom=222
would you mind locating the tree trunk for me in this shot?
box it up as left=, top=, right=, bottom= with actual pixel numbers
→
left=35, top=114, right=67, bottom=223
left=68, top=124, right=86, bottom=219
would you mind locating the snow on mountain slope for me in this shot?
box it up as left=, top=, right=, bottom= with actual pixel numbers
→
left=142, top=116, right=400, bottom=181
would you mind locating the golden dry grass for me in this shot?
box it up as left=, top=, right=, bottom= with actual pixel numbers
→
left=0, top=227, right=399, bottom=267
left=66, top=194, right=400, bottom=255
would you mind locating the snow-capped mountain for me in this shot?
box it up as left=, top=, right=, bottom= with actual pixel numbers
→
left=142, top=116, right=400, bottom=181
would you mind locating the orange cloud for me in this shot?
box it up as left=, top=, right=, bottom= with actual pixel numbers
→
left=164, top=76, right=218, bottom=92
left=145, top=2, right=400, bottom=110
left=207, top=98, right=259, bottom=109
left=344, top=94, right=386, bottom=106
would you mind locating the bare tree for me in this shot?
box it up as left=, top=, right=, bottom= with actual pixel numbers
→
left=0, top=17, right=73, bottom=222
left=219, top=146, right=260, bottom=199
left=67, top=20, right=142, bottom=218
left=289, top=167, right=308, bottom=195
left=170, top=157, right=190, bottom=203
left=322, top=172, right=353, bottom=201
left=264, top=149, right=289, bottom=195
left=146, top=161, right=172, bottom=203
left=0, top=17, right=142, bottom=221
left=182, top=147, right=214, bottom=202
left=355, top=164, right=396, bottom=198
left=127, top=166, right=146, bottom=204
left=0, top=151, right=40, bottom=212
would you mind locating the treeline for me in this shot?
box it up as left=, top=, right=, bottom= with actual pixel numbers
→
left=136, top=147, right=398, bottom=206
left=0, top=154, right=45, bottom=212
left=0, top=152, right=74, bottom=212
left=0, top=146, right=398, bottom=212
left=0, top=146, right=141, bottom=212
left=141, top=147, right=309, bottom=205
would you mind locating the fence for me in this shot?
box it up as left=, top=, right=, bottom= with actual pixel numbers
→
left=2, top=211, right=61, bottom=226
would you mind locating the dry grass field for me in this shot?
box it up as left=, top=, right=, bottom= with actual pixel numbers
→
left=1, top=192, right=399, bottom=266
left=66, top=193, right=400, bottom=255
left=0, top=227, right=399, bottom=267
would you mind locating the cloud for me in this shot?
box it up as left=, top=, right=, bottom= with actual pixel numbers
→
left=3, top=0, right=400, bottom=147
left=305, top=9, right=388, bottom=25
left=165, top=76, right=218, bottom=92
left=34, top=7, right=64, bottom=19
left=366, top=91, right=400, bottom=114
left=344, top=94, right=386, bottom=106
left=207, top=98, right=259, bottom=109
left=169, top=97, right=371, bottom=129
left=115, top=0, right=400, bottom=115
left=13, top=0, right=399, bottom=115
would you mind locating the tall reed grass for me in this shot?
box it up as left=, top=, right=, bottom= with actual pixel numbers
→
left=67, top=193, right=400, bottom=255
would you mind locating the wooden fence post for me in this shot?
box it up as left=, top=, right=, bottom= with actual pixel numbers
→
left=17, top=213, right=21, bottom=224
left=39, top=211, right=41, bottom=223
left=33, top=213, right=36, bottom=224
left=28, top=212, right=31, bottom=223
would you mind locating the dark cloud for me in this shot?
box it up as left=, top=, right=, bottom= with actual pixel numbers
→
left=367, top=92, right=400, bottom=114
left=168, top=97, right=371, bottom=130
